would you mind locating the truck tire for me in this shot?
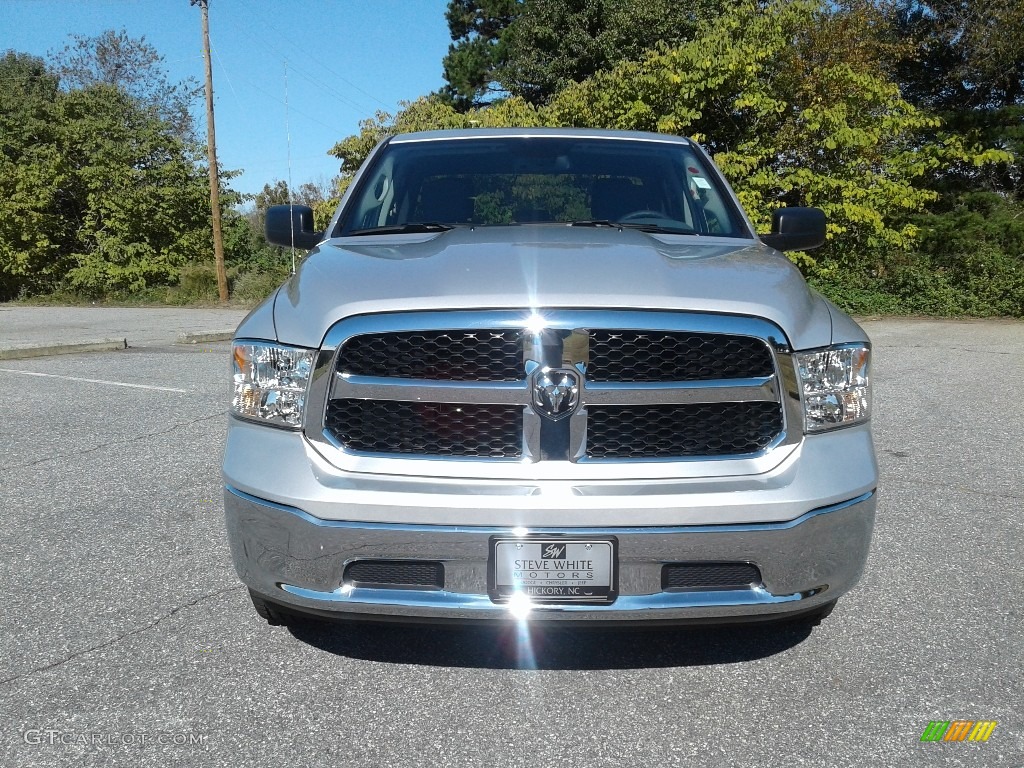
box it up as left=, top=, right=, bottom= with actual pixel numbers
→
left=248, top=589, right=288, bottom=626
left=793, top=598, right=837, bottom=627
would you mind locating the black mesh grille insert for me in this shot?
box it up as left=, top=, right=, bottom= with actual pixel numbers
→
left=325, top=399, right=523, bottom=457
left=585, top=402, right=783, bottom=458
left=338, top=330, right=522, bottom=381
left=662, top=563, right=762, bottom=590
left=345, top=560, right=444, bottom=589
left=588, top=331, right=773, bottom=382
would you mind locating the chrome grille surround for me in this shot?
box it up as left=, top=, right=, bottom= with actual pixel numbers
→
left=304, top=310, right=803, bottom=480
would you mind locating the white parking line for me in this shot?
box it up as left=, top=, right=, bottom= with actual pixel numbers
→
left=0, top=368, right=189, bottom=393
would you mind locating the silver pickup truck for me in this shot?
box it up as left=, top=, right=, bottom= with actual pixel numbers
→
left=223, top=128, right=876, bottom=627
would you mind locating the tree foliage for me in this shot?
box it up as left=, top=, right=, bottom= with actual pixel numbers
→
left=441, top=0, right=519, bottom=109
left=440, top=0, right=729, bottom=108
left=549, top=0, right=1009, bottom=260
left=50, top=29, right=200, bottom=141
left=2, top=6, right=1020, bottom=314
left=338, top=2, right=1008, bottom=258
left=332, top=0, right=1020, bottom=316
left=911, top=192, right=1024, bottom=315
left=889, top=0, right=1024, bottom=112
left=0, top=52, right=68, bottom=298
left=500, top=0, right=727, bottom=105
left=879, top=0, right=1023, bottom=199
left=54, top=84, right=211, bottom=295
left=0, top=39, right=211, bottom=300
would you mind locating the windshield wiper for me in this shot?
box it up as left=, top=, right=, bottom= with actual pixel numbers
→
left=348, top=222, right=454, bottom=236
left=569, top=219, right=618, bottom=228
left=618, top=223, right=696, bottom=235
left=571, top=219, right=697, bottom=235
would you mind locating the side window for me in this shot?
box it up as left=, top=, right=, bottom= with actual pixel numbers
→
left=350, top=156, right=395, bottom=231
left=683, top=161, right=734, bottom=235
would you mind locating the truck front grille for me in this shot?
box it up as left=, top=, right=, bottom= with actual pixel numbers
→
left=588, top=330, right=774, bottom=381
left=585, top=402, right=783, bottom=459
left=661, top=563, right=762, bottom=590
left=344, top=560, right=445, bottom=590
left=316, top=311, right=792, bottom=467
left=339, top=330, right=522, bottom=381
left=338, top=329, right=773, bottom=383
left=325, top=399, right=523, bottom=457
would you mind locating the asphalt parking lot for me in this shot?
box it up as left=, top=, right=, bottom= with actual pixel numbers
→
left=0, top=318, right=1021, bottom=767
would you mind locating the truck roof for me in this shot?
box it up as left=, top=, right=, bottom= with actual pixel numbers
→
left=389, top=127, right=693, bottom=145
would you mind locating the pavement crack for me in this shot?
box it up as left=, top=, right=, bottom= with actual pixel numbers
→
left=0, top=584, right=244, bottom=688
left=920, top=480, right=1022, bottom=502
left=949, top=346, right=1018, bottom=356
left=6, top=411, right=226, bottom=472
left=877, top=343, right=1019, bottom=357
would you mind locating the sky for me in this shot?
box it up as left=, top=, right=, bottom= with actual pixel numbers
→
left=2, top=0, right=453, bottom=198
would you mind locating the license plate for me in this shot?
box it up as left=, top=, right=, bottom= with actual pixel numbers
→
left=489, top=537, right=617, bottom=604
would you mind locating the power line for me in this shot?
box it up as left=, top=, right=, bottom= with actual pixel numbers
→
left=202, top=26, right=352, bottom=133
left=208, top=37, right=243, bottom=115
left=229, top=14, right=381, bottom=115
left=247, top=13, right=391, bottom=110
left=241, top=77, right=350, bottom=134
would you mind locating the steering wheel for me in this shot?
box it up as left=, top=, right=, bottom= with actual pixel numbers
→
left=618, top=210, right=667, bottom=222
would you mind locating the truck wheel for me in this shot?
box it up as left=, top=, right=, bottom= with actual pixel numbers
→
left=248, top=589, right=288, bottom=626
left=794, top=598, right=837, bottom=627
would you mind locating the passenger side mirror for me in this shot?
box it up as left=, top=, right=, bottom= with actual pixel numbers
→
left=265, top=204, right=324, bottom=250
left=760, top=207, right=826, bottom=252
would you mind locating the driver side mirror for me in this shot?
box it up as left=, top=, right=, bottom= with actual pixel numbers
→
left=265, top=204, right=324, bottom=250
left=760, top=207, right=826, bottom=252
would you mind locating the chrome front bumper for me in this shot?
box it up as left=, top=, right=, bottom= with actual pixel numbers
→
left=224, top=486, right=875, bottom=623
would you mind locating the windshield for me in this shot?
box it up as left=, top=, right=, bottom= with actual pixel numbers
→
left=338, top=136, right=747, bottom=237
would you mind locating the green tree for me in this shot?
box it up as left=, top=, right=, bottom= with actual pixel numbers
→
left=888, top=0, right=1024, bottom=112
left=882, top=1, right=1024, bottom=196
left=253, top=178, right=333, bottom=211
left=440, top=0, right=729, bottom=108
left=54, top=83, right=211, bottom=295
left=500, top=0, right=726, bottom=105
left=326, top=0, right=1018, bottom=316
left=546, top=0, right=1010, bottom=266
left=441, top=0, right=520, bottom=109
left=248, top=177, right=338, bottom=237
left=0, top=52, right=72, bottom=299
left=0, top=46, right=213, bottom=300
left=254, top=180, right=292, bottom=211
left=336, top=0, right=1011, bottom=255
left=51, top=29, right=201, bottom=141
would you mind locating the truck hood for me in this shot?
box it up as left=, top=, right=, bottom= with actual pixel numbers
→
left=266, top=226, right=834, bottom=349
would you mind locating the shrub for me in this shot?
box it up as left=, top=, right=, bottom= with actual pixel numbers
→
left=167, top=262, right=220, bottom=305
left=232, top=267, right=290, bottom=305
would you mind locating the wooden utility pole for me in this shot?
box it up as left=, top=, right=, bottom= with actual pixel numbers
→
left=192, top=0, right=228, bottom=302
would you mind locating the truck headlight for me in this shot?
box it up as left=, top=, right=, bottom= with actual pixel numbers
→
left=231, top=341, right=314, bottom=428
left=795, top=343, right=871, bottom=432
